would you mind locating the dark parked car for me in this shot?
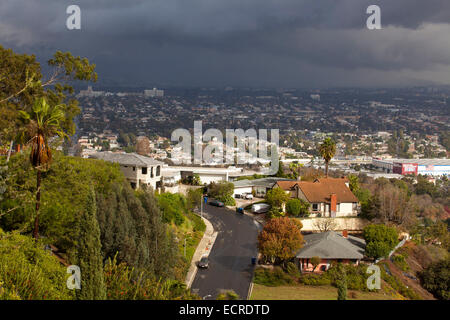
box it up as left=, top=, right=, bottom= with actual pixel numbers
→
left=197, top=256, right=209, bottom=269
left=209, top=199, right=224, bottom=207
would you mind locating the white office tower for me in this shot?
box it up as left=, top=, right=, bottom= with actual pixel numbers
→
left=144, top=88, right=164, bottom=97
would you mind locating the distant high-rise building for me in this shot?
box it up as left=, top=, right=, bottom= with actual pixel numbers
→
left=144, top=88, right=164, bottom=97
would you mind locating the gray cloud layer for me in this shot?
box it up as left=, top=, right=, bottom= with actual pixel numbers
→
left=1, top=0, right=450, bottom=87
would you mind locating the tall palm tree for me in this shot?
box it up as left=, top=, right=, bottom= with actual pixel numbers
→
left=318, top=137, right=336, bottom=178
left=19, top=97, right=67, bottom=239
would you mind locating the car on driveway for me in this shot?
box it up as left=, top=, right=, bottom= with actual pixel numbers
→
left=197, top=256, right=209, bottom=269
left=208, top=199, right=224, bottom=207
left=242, top=193, right=253, bottom=200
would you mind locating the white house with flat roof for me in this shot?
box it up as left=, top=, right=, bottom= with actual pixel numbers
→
left=90, top=152, right=164, bottom=190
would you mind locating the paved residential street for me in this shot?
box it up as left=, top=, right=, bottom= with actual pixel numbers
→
left=191, top=204, right=261, bottom=300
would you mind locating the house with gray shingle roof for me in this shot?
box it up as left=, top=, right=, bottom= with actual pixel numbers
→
left=90, top=151, right=164, bottom=190
left=296, top=230, right=366, bottom=272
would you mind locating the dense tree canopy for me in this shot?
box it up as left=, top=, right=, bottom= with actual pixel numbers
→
left=419, top=257, right=450, bottom=300
left=258, top=217, right=303, bottom=264
left=208, top=181, right=235, bottom=206
left=363, top=224, right=399, bottom=259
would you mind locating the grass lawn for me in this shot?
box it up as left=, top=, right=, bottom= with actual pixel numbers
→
left=250, top=283, right=395, bottom=300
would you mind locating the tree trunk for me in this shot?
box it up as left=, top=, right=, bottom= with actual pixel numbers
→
left=6, top=140, right=13, bottom=163
left=325, top=161, right=329, bottom=177
left=33, top=170, right=41, bottom=239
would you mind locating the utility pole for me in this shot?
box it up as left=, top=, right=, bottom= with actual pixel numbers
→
left=200, top=195, right=203, bottom=219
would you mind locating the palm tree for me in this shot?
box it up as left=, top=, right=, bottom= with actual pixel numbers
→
left=19, top=97, right=67, bottom=239
left=318, top=137, right=336, bottom=178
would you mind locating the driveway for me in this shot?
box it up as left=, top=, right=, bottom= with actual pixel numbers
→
left=191, top=204, right=261, bottom=300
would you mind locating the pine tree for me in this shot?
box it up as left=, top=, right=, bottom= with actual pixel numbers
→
left=335, top=264, right=347, bottom=300
left=75, top=187, right=106, bottom=300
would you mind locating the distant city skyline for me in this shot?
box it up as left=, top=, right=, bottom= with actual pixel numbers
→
left=1, top=0, right=450, bottom=88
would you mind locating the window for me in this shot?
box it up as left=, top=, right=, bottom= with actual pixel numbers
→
left=151, top=167, right=154, bottom=178
left=142, top=167, right=147, bottom=174
left=156, top=166, right=161, bottom=176
left=132, top=167, right=135, bottom=171
left=312, top=203, right=319, bottom=211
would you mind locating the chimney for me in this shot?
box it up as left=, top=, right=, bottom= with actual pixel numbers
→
left=342, top=230, right=348, bottom=238
left=330, top=193, right=337, bottom=217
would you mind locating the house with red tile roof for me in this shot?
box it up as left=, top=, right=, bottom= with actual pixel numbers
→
left=273, top=177, right=359, bottom=217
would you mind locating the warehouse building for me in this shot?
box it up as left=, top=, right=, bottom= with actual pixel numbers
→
left=372, top=158, right=450, bottom=177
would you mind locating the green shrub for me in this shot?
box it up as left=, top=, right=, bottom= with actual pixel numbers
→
left=299, top=273, right=332, bottom=286
left=0, top=230, right=74, bottom=300
left=265, top=206, right=284, bottom=219
left=392, top=254, right=409, bottom=271
left=363, top=224, right=399, bottom=259
left=419, top=257, right=450, bottom=300
left=300, top=264, right=371, bottom=291
left=286, top=199, right=310, bottom=217
left=208, top=181, right=235, bottom=205
left=104, top=256, right=198, bottom=300
left=284, top=262, right=301, bottom=278
left=217, top=290, right=239, bottom=300
left=253, top=267, right=294, bottom=287
left=187, top=212, right=206, bottom=233
left=217, top=195, right=236, bottom=206
left=157, top=192, right=187, bottom=226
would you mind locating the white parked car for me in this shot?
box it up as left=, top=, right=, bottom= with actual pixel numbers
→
left=242, top=193, right=253, bottom=200
left=251, top=203, right=270, bottom=214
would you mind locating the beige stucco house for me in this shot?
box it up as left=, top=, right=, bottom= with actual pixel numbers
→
left=90, top=151, right=164, bottom=190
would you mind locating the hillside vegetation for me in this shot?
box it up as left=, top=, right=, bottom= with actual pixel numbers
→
left=0, top=151, right=202, bottom=299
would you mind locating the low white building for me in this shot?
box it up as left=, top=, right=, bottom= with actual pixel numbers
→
left=90, top=152, right=164, bottom=190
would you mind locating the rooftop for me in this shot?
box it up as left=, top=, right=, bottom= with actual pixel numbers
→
left=90, top=151, right=164, bottom=167
left=233, top=177, right=295, bottom=189
left=296, top=231, right=366, bottom=260
left=275, top=178, right=358, bottom=204
left=374, top=158, right=450, bottom=166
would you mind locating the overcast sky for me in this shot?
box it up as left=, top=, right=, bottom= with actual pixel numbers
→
left=1, top=0, right=450, bottom=88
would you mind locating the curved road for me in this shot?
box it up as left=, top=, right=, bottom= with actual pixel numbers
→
left=191, top=205, right=260, bottom=299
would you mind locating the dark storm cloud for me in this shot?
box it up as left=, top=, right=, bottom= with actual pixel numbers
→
left=1, top=0, right=450, bottom=87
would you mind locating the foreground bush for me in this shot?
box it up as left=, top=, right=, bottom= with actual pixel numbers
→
left=419, top=257, right=450, bottom=300
left=217, top=290, right=239, bottom=300
left=0, top=230, right=74, bottom=300
left=253, top=267, right=295, bottom=287
left=104, top=256, right=199, bottom=300
left=299, top=263, right=372, bottom=291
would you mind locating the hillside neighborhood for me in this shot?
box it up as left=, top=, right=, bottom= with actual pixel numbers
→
left=0, top=40, right=449, bottom=304
left=66, top=144, right=449, bottom=301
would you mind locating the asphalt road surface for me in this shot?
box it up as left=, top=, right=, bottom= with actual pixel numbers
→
left=191, top=204, right=260, bottom=300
